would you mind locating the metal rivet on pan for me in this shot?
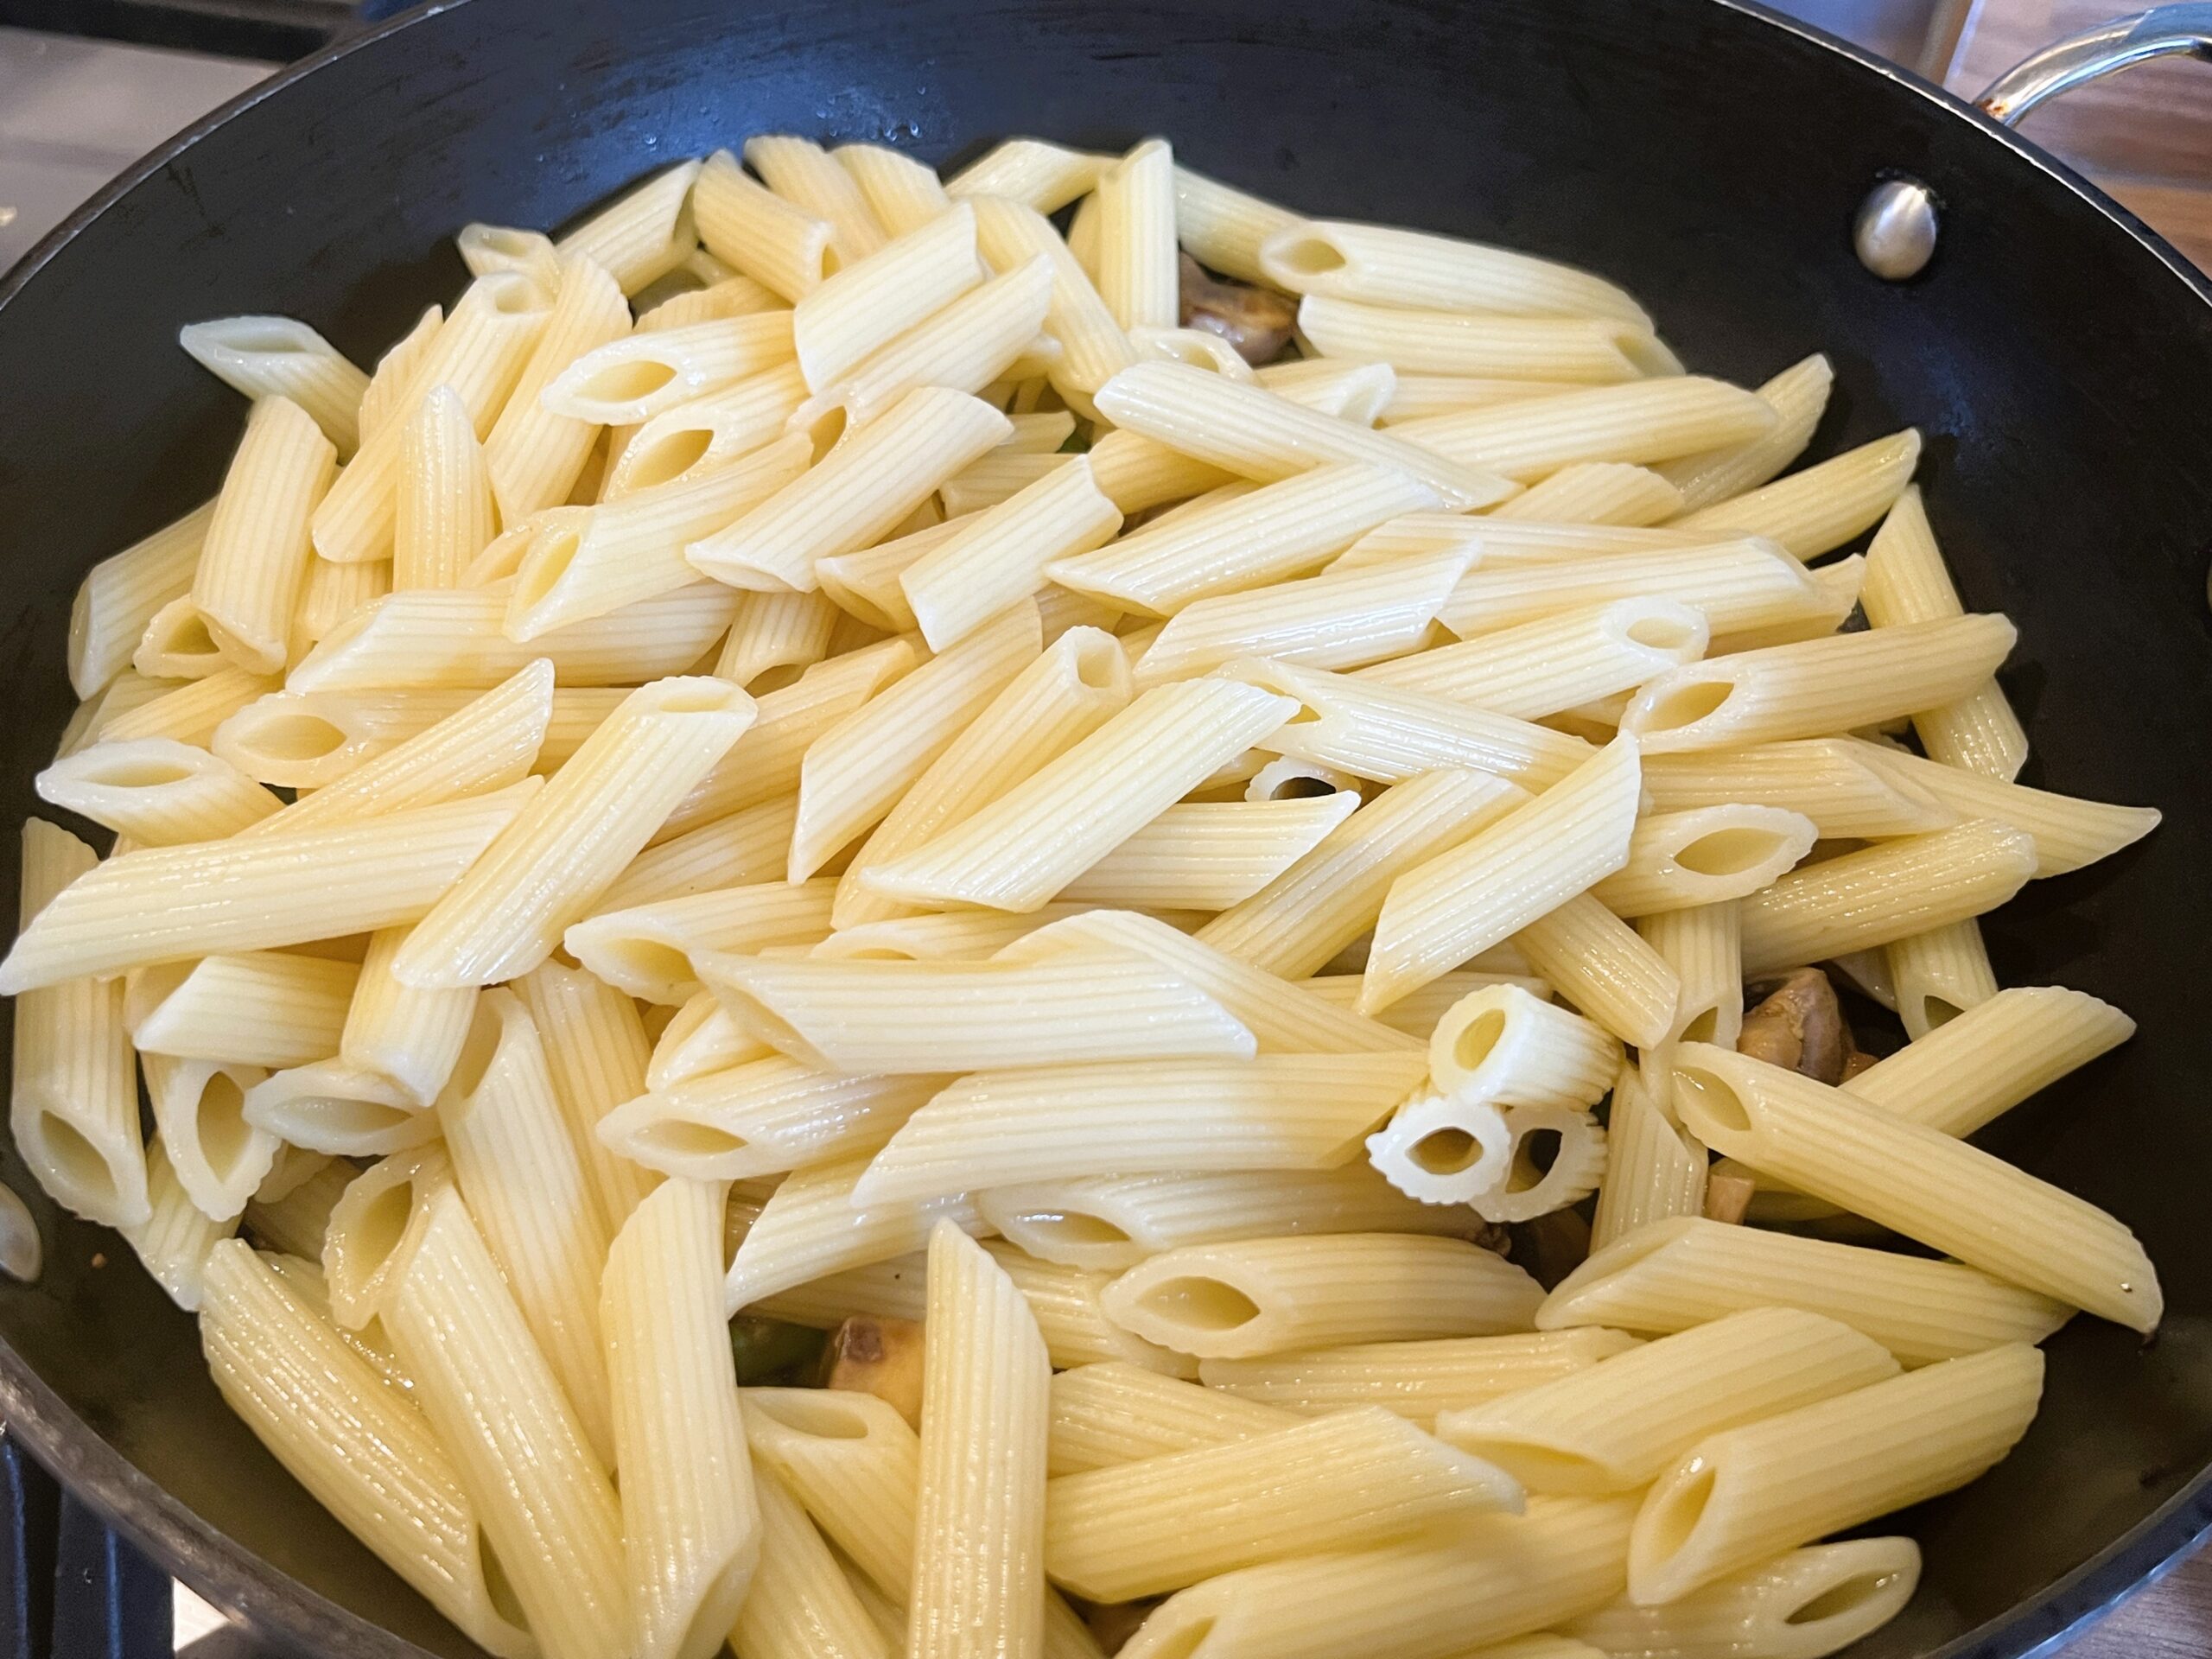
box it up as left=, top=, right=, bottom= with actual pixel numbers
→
left=1854, top=176, right=1942, bottom=281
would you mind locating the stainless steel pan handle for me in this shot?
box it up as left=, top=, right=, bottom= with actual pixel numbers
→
left=1856, top=3, right=2212, bottom=278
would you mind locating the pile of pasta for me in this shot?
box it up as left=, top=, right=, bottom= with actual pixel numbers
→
left=3, top=130, right=2170, bottom=1659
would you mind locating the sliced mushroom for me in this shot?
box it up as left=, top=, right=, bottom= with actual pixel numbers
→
left=1737, top=967, right=1849, bottom=1085
left=1841, top=1045, right=1878, bottom=1083
left=820, top=1314, right=926, bottom=1427
left=1179, top=253, right=1297, bottom=365
left=1702, top=1163, right=1758, bottom=1225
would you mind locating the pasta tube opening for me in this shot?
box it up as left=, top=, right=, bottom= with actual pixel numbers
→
left=1128, top=1275, right=1264, bottom=1334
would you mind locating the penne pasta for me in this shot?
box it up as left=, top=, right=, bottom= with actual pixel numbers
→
left=603, top=362, right=810, bottom=499
left=568, top=878, right=838, bottom=1004
left=510, top=958, right=661, bottom=1232
left=1046, top=1405, right=1522, bottom=1600
left=1395, top=378, right=1776, bottom=483
left=1298, top=296, right=1667, bottom=382
left=68, top=500, right=212, bottom=699
left=747, top=134, right=887, bottom=261
left=483, top=252, right=631, bottom=520
left=1514, top=894, right=1683, bottom=1051
left=1638, top=738, right=1951, bottom=839
left=969, top=193, right=1136, bottom=404
left=1628, top=1344, right=2042, bottom=1605
left=835, top=141, right=952, bottom=237
left=128, top=949, right=353, bottom=1069
left=730, top=1458, right=890, bottom=1659
left=1736, top=819, right=2037, bottom=977
left=1103, top=1233, right=1545, bottom=1359
left=900, top=459, right=1122, bottom=650
left=395, top=384, right=498, bottom=589
left=179, top=315, right=369, bottom=454
left=393, top=679, right=755, bottom=988
left=717, top=588, right=840, bottom=689
left=37, top=737, right=279, bottom=845
left=1566, top=1536, right=1920, bottom=1659
left=1843, top=738, right=2160, bottom=878
left=1199, top=1329, right=1640, bottom=1425
left=1048, top=1361, right=1297, bottom=1476
left=948, top=138, right=1107, bottom=214
left=1846, top=984, right=2133, bottom=1138
left=725, top=1151, right=983, bottom=1310
left=192, top=395, right=338, bottom=673
left=791, top=201, right=983, bottom=392
left=1358, top=597, right=1708, bottom=721
left=1058, top=791, right=1361, bottom=908
left=556, top=160, right=703, bottom=293
left=1673, top=429, right=1921, bottom=561
left=1588, top=805, right=1817, bottom=918
left=1654, top=353, right=1834, bottom=513
left=1364, top=737, right=1637, bottom=1014
left=1094, top=138, right=1180, bottom=332
left=1437, top=538, right=1816, bottom=639
left=598, top=1057, right=942, bottom=1181
left=1492, top=462, right=1685, bottom=526
left=1885, top=917, right=1998, bottom=1039
left=694, top=149, right=836, bottom=302
left=1260, top=219, right=1649, bottom=326
left=984, top=1237, right=1204, bottom=1377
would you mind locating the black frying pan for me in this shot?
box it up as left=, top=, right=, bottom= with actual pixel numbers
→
left=3, top=1, right=2211, bottom=1654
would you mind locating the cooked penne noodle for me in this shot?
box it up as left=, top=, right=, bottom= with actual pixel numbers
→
left=909, top=1222, right=1051, bottom=1659
left=543, top=311, right=795, bottom=425
left=1083, top=428, right=1236, bottom=515
left=1654, top=353, right=1834, bottom=513
left=900, top=459, right=1122, bottom=649
left=742, top=1386, right=920, bottom=1600
left=1342, top=514, right=1705, bottom=569
left=118, top=1133, right=238, bottom=1306
left=36, top=738, right=279, bottom=845
left=1736, top=819, right=2037, bottom=976
left=319, top=1141, right=452, bottom=1328
left=686, top=387, right=1008, bottom=592
left=1673, top=1045, right=2158, bottom=1328
left=128, top=950, right=353, bottom=1068
left=568, top=879, right=838, bottom=1004
left=1628, top=1344, right=2042, bottom=1605
left=1621, top=614, right=2016, bottom=752
left=969, top=193, right=1136, bottom=404
left=508, top=958, right=660, bottom=1232
left=850, top=1052, right=1425, bottom=1206
left=1131, top=547, right=1471, bottom=685
left=1859, top=485, right=2029, bottom=777
left=294, top=555, right=392, bottom=652
left=861, top=677, right=1295, bottom=912
left=1637, top=903, right=1742, bottom=1053
left=1132, top=322, right=1259, bottom=378
left=1436, top=1306, right=1897, bottom=1495
left=240, top=1160, right=357, bottom=1272
left=1364, top=737, right=1637, bottom=1015
left=834, top=141, right=951, bottom=236
left=243, top=1054, right=438, bottom=1157
left=1430, top=982, right=1619, bottom=1108
left=56, top=672, right=177, bottom=760
left=1103, top=1233, right=1545, bottom=1359
left=811, top=254, right=1055, bottom=433
left=132, top=593, right=229, bottom=680
left=747, top=134, right=887, bottom=261
left=482, top=254, right=628, bottom=515
left=598, top=796, right=799, bottom=913
left=355, top=302, right=443, bottom=446
left=598, top=1057, right=941, bottom=1181
left=1395, top=378, right=1776, bottom=483
left=509, top=434, right=812, bottom=636
left=791, top=202, right=982, bottom=392
left=1116, top=1493, right=1637, bottom=1659
left=948, top=138, right=1107, bottom=214
left=395, top=384, right=498, bottom=589
left=314, top=273, right=550, bottom=565
left=640, top=274, right=784, bottom=334
left=604, top=363, right=810, bottom=499
left=381, top=1185, right=630, bottom=1659
left=1673, top=429, right=1921, bottom=561
left=702, top=951, right=1252, bottom=1076
left=238, top=661, right=552, bottom=839
left=1051, top=463, right=1436, bottom=616
left=1261, top=219, right=1649, bottom=326
left=937, top=449, right=1074, bottom=517
left=1491, top=462, right=1685, bottom=526
left=1359, top=597, right=1708, bottom=720
left=1304, top=966, right=1553, bottom=1033
left=717, top=588, right=840, bottom=690
left=1843, top=739, right=2158, bottom=877
left=1096, top=361, right=1513, bottom=508
left=1221, top=658, right=1593, bottom=787
left=1378, top=375, right=1583, bottom=423
left=556, top=160, right=702, bottom=293
left=197, top=1241, right=535, bottom=1658
left=1566, top=1536, right=1921, bottom=1659
left=835, top=626, right=1128, bottom=926
left=1251, top=358, right=1398, bottom=424
left=68, top=500, right=212, bottom=699
left=661, top=639, right=918, bottom=840
left=288, top=579, right=741, bottom=691
left=436, top=992, right=616, bottom=1465
left=601, top=1178, right=760, bottom=1659
left=393, top=679, right=753, bottom=988
left=1162, top=163, right=1296, bottom=283
left=996, top=907, right=1416, bottom=1057
left=1299, top=296, right=1665, bottom=382
left=729, top=1457, right=889, bottom=1659
left=788, top=601, right=1039, bottom=877
left=1198, top=1328, right=1639, bottom=1424
left=1885, top=917, right=1998, bottom=1039
left=724, top=1151, right=982, bottom=1309
left=811, top=906, right=1110, bottom=963
left=1047, top=1404, right=1522, bottom=1601
left=1437, top=538, right=1815, bottom=639
left=1513, top=898, right=1681, bottom=1052
left=192, top=395, right=338, bottom=673
left=0, top=783, right=537, bottom=994
left=1197, top=768, right=1525, bottom=978
left=1093, top=137, right=1179, bottom=332
left=1589, top=804, right=1817, bottom=918
left=1539, top=1214, right=2069, bottom=1366
left=980, top=1237, right=1199, bottom=1376
left=693, top=149, right=836, bottom=302
left=179, top=315, right=369, bottom=454
left=334, top=924, right=480, bottom=1109
left=1638, top=738, right=1951, bottom=839
left=1058, top=792, right=1360, bottom=908
left=1364, top=1083, right=1516, bottom=1204
left=1847, top=984, right=2133, bottom=1138
left=1048, top=1362, right=1297, bottom=1475
left=135, top=1048, right=269, bottom=1220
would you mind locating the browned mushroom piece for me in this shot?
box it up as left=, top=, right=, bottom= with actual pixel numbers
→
left=1840, top=1045, right=1879, bottom=1083
left=1702, top=1162, right=1758, bottom=1225
left=1179, top=252, right=1298, bottom=365
left=1081, top=1598, right=1163, bottom=1654
left=819, top=1314, right=926, bottom=1427
left=1736, top=966, right=1849, bottom=1085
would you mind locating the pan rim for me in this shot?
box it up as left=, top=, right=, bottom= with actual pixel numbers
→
left=1, top=1, right=2209, bottom=1655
